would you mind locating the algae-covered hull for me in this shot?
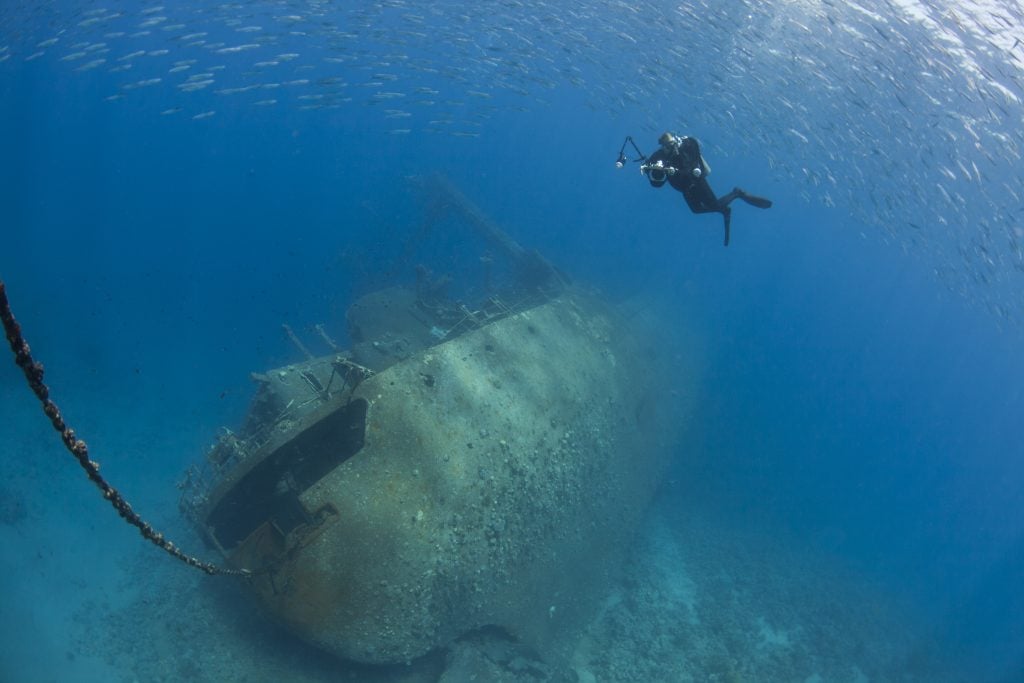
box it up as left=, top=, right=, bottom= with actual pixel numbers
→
left=182, top=178, right=685, bottom=665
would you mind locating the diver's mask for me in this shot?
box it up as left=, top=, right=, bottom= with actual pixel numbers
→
left=660, top=133, right=682, bottom=154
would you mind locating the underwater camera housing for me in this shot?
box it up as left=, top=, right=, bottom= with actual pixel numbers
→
left=179, top=173, right=686, bottom=665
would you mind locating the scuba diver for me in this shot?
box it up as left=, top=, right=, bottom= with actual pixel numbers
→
left=617, top=132, right=772, bottom=246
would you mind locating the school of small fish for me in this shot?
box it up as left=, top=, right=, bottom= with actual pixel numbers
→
left=2, top=0, right=1024, bottom=324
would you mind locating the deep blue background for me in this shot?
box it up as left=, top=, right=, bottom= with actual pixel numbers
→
left=2, top=3, right=1023, bottom=680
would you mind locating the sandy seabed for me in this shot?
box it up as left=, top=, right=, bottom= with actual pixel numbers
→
left=0, top=492, right=957, bottom=683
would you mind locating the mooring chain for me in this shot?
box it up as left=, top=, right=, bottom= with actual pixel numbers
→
left=0, top=281, right=250, bottom=577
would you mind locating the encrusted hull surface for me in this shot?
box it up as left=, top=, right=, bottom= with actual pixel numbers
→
left=207, top=291, right=682, bottom=664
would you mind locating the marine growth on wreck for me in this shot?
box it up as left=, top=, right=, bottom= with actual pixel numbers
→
left=179, top=175, right=687, bottom=664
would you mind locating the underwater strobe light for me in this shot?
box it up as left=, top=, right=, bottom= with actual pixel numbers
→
left=615, top=135, right=647, bottom=169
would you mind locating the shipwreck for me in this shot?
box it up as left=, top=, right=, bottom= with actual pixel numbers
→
left=179, top=174, right=688, bottom=665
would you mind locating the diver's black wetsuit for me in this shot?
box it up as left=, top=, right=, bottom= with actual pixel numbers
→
left=646, top=136, right=771, bottom=246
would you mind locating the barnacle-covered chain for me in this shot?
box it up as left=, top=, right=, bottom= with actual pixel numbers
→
left=0, top=280, right=250, bottom=578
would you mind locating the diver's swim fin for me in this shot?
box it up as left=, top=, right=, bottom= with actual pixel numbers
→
left=740, top=192, right=772, bottom=209
left=722, top=207, right=731, bottom=247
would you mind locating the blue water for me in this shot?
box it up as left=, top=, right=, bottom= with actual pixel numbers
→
left=2, top=1, right=1023, bottom=681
